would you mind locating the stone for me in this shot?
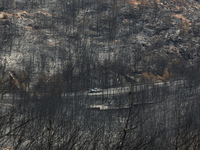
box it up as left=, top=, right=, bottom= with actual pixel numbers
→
left=0, top=14, right=4, bottom=19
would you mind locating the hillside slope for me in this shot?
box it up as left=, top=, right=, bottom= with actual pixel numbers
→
left=0, top=0, right=199, bottom=88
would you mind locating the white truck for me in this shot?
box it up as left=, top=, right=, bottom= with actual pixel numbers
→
left=89, top=88, right=103, bottom=93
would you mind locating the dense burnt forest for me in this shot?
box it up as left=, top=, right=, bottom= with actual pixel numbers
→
left=0, top=0, right=200, bottom=149
left=0, top=0, right=199, bottom=86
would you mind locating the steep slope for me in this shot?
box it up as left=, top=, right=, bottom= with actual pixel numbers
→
left=0, top=0, right=199, bottom=86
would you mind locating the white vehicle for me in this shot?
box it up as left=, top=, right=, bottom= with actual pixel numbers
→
left=89, top=88, right=103, bottom=93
